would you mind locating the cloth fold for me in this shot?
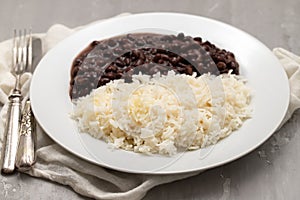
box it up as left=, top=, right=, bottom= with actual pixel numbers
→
left=1, top=15, right=300, bottom=200
left=273, top=48, right=300, bottom=126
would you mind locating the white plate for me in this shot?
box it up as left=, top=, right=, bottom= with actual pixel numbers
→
left=30, top=12, right=289, bottom=174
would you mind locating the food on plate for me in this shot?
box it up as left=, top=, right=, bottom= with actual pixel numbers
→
left=70, top=32, right=251, bottom=155
left=69, top=33, right=239, bottom=99
left=71, top=71, right=251, bottom=155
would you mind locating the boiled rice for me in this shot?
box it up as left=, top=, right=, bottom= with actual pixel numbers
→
left=71, top=71, right=252, bottom=155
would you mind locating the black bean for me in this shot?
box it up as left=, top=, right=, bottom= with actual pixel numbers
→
left=139, top=52, right=146, bottom=60
left=122, top=43, right=133, bottom=50
left=71, top=66, right=79, bottom=77
left=150, top=48, right=157, bottom=54
left=171, top=57, right=179, bottom=65
left=104, top=72, right=116, bottom=79
left=160, top=54, right=170, bottom=61
left=217, top=62, right=227, bottom=70
left=160, top=35, right=172, bottom=42
left=216, top=55, right=225, bottom=61
left=177, top=33, right=184, bottom=40
left=124, top=57, right=131, bottom=65
left=91, top=41, right=99, bottom=46
left=184, top=36, right=193, bottom=42
left=156, top=49, right=167, bottom=54
left=136, top=40, right=145, bottom=46
left=228, top=52, right=235, bottom=58
left=230, top=61, right=238, bottom=69
left=194, top=37, right=202, bottom=43
left=158, top=59, right=164, bottom=64
left=132, top=49, right=140, bottom=57
left=116, top=73, right=123, bottom=79
left=74, top=58, right=83, bottom=66
left=144, top=39, right=153, bottom=45
left=186, top=66, right=193, bottom=75
left=97, top=44, right=106, bottom=50
left=115, top=59, right=125, bottom=67
left=203, top=45, right=210, bottom=51
left=98, top=78, right=110, bottom=86
left=124, top=67, right=132, bottom=72
left=108, top=39, right=117, bottom=47
left=105, top=65, right=117, bottom=72
left=202, top=41, right=212, bottom=46
left=127, top=34, right=135, bottom=41
left=153, top=54, right=161, bottom=63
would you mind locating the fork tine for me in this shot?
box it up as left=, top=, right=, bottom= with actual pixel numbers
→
left=21, top=29, right=27, bottom=73
left=27, top=30, right=32, bottom=73
left=12, top=30, right=17, bottom=70
left=23, top=30, right=27, bottom=72
left=12, top=29, right=31, bottom=76
left=17, top=30, right=23, bottom=74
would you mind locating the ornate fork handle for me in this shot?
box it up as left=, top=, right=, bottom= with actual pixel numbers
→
left=1, top=90, right=22, bottom=174
left=16, top=99, right=36, bottom=171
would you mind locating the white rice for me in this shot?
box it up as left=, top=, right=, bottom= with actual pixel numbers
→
left=71, top=71, right=252, bottom=155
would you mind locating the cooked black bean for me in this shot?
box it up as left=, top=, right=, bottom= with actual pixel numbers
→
left=217, top=62, right=227, bottom=70
left=153, top=54, right=161, bottom=63
left=108, top=39, right=117, bottom=47
left=160, top=54, right=170, bottom=61
left=177, top=33, right=185, bottom=40
left=116, top=73, right=123, bottom=79
left=98, top=78, right=110, bottom=86
left=139, top=52, right=146, bottom=60
left=71, top=66, right=79, bottom=77
left=97, top=44, right=106, bottom=50
left=186, top=66, right=193, bottom=75
left=136, top=40, right=145, bottom=46
left=105, top=65, right=117, bottom=72
left=193, top=37, right=202, bottom=43
left=74, top=58, right=83, bottom=66
left=115, top=59, right=125, bottom=67
left=127, top=34, right=135, bottom=41
left=124, top=57, right=131, bottom=65
left=69, top=33, right=240, bottom=99
left=107, top=72, right=117, bottom=79
left=91, top=41, right=99, bottom=46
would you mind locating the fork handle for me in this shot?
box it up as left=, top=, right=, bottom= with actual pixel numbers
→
left=16, top=99, right=36, bottom=172
left=1, top=90, right=22, bottom=174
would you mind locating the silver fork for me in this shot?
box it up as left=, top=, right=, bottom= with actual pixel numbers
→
left=16, top=35, right=37, bottom=172
left=0, top=30, right=31, bottom=174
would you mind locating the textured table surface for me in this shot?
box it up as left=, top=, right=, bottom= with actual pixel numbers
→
left=0, top=0, right=300, bottom=199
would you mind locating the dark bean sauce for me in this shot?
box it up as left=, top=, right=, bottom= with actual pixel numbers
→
left=70, top=33, right=239, bottom=99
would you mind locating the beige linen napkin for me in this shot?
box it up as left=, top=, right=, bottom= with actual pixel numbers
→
left=1, top=16, right=300, bottom=199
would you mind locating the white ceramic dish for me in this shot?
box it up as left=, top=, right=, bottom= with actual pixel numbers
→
left=30, top=12, right=289, bottom=174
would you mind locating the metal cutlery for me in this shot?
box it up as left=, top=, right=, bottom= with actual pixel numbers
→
left=1, top=30, right=31, bottom=174
left=16, top=37, right=42, bottom=172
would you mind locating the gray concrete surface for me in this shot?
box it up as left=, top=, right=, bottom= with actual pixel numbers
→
left=0, top=0, right=300, bottom=199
